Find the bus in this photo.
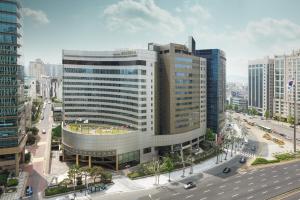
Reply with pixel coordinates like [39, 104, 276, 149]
[257, 124, 272, 133]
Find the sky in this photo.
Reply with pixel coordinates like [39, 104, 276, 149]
[22, 0, 300, 82]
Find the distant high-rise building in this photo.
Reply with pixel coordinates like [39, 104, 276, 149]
[28, 58, 44, 80]
[0, 0, 26, 175]
[248, 57, 274, 117]
[195, 49, 226, 133]
[273, 50, 300, 123]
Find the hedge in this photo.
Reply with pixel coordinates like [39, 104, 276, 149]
[7, 178, 18, 187]
[252, 158, 280, 165]
[45, 185, 85, 196]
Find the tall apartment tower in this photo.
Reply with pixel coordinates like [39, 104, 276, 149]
[195, 49, 226, 133]
[273, 50, 300, 123]
[148, 43, 207, 138]
[248, 57, 274, 117]
[0, 0, 26, 175]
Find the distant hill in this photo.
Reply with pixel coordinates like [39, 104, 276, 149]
[227, 75, 247, 84]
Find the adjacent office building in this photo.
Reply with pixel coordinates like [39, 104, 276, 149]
[273, 50, 300, 123]
[195, 49, 226, 133]
[230, 92, 248, 112]
[62, 42, 207, 169]
[0, 0, 26, 175]
[248, 57, 274, 116]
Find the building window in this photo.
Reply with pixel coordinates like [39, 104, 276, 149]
[143, 147, 151, 154]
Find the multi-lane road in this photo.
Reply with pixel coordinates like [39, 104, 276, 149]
[138, 160, 300, 200]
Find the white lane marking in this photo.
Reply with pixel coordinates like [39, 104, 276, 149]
[293, 164, 298, 167]
[283, 167, 288, 170]
[248, 183, 254, 186]
[247, 196, 254, 199]
[207, 183, 213, 187]
[273, 180, 279, 183]
[199, 197, 207, 200]
[248, 177, 253, 180]
[232, 194, 239, 198]
[284, 172, 288, 175]
[260, 173, 265, 176]
[172, 193, 180, 196]
[272, 170, 277, 173]
[248, 188, 254, 192]
[185, 195, 194, 199]
[260, 169, 265, 172]
[235, 180, 241, 184]
[273, 175, 278, 178]
[261, 178, 267, 182]
[274, 186, 281, 190]
[234, 187, 239, 190]
[288, 182, 293, 185]
[218, 192, 224, 195]
[296, 173, 300, 176]
[262, 191, 268, 194]
[219, 185, 226, 188]
[203, 190, 210, 193]
[296, 168, 300, 171]
[285, 177, 291, 180]
[262, 184, 268, 188]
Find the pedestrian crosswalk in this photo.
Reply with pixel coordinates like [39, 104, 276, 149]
[239, 151, 256, 158]
[225, 149, 257, 158]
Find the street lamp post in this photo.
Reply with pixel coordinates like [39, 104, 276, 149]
[294, 79, 297, 153]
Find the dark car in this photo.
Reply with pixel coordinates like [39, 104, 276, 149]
[223, 167, 231, 173]
[251, 145, 256, 151]
[239, 156, 246, 164]
[25, 186, 33, 196]
[184, 181, 196, 189]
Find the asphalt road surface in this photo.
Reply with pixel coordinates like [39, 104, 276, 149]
[138, 160, 300, 200]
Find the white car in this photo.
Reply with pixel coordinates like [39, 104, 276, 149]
[184, 182, 196, 189]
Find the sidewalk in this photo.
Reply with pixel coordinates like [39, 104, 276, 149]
[98, 152, 236, 195]
[0, 171, 29, 200]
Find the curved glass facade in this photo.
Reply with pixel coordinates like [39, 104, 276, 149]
[63, 50, 156, 132]
[0, 0, 23, 148]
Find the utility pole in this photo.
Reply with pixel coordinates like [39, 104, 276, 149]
[294, 76, 297, 153]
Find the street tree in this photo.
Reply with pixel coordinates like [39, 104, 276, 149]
[163, 157, 174, 182]
[68, 165, 80, 186]
[264, 110, 270, 119]
[90, 166, 103, 184]
[287, 115, 295, 125]
[206, 128, 215, 141]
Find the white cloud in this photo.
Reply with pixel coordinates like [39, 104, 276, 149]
[189, 4, 211, 20]
[191, 18, 300, 78]
[22, 8, 49, 24]
[102, 0, 184, 36]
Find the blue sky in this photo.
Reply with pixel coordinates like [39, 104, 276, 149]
[22, 0, 300, 81]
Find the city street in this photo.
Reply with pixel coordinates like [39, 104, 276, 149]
[234, 112, 300, 142]
[23, 101, 53, 200]
[137, 160, 300, 200]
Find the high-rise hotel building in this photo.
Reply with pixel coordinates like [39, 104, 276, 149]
[62, 42, 207, 169]
[273, 50, 300, 123]
[0, 0, 26, 175]
[248, 57, 274, 116]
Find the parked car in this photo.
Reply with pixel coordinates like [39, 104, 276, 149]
[239, 156, 246, 164]
[223, 167, 231, 173]
[42, 129, 46, 134]
[25, 186, 33, 196]
[251, 145, 256, 151]
[184, 181, 196, 189]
